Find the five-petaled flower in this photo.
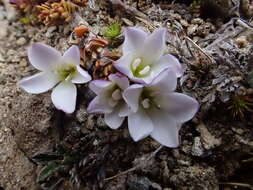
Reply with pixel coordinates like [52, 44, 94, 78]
[18, 42, 91, 113]
[123, 69, 199, 147]
[87, 74, 130, 129]
[114, 27, 183, 84]
[18, 27, 200, 148]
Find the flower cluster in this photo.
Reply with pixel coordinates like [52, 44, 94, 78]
[18, 27, 199, 147]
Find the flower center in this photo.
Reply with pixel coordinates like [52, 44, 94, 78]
[57, 64, 77, 81]
[112, 89, 122, 101]
[109, 88, 122, 107]
[142, 98, 150, 109]
[131, 58, 151, 78]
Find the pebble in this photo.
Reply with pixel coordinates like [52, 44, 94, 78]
[235, 36, 248, 48]
[191, 137, 204, 157]
[191, 18, 204, 25]
[187, 24, 198, 36]
[16, 37, 27, 46]
[19, 58, 27, 67]
[0, 20, 8, 39]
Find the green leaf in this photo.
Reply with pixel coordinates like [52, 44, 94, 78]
[37, 162, 61, 183]
[32, 152, 63, 164]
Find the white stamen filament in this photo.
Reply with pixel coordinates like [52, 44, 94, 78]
[109, 98, 117, 107]
[112, 89, 122, 101]
[142, 98, 150, 109]
[139, 65, 150, 75]
[132, 58, 142, 71]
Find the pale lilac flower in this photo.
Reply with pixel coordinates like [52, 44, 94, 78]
[114, 27, 183, 84]
[87, 74, 130, 129]
[123, 69, 199, 147]
[18, 42, 91, 113]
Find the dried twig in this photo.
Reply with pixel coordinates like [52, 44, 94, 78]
[220, 182, 253, 190]
[110, 0, 147, 18]
[104, 145, 163, 181]
[185, 36, 214, 64]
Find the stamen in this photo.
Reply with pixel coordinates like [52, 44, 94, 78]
[109, 98, 117, 107]
[132, 58, 142, 71]
[142, 98, 150, 109]
[139, 65, 150, 75]
[112, 89, 122, 101]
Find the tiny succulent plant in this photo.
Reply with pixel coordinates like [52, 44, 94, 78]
[104, 22, 122, 39]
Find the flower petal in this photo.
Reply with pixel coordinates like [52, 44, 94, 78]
[28, 42, 61, 71]
[157, 92, 199, 123]
[89, 80, 113, 95]
[87, 96, 113, 114]
[18, 72, 59, 94]
[62, 45, 80, 65]
[154, 54, 183, 78]
[105, 105, 125, 129]
[51, 81, 77, 113]
[123, 84, 143, 113]
[108, 74, 129, 90]
[141, 28, 167, 64]
[123, 27, 148, 55]
[71, 65, 91, 84]
[114, 53, 134, 79]
[149, 109, 180, 147]
[147, 69, 177, 93]
[118, 103, 131, 117]
[128, 108, 154, 141]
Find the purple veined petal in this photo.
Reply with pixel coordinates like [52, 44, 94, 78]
[114, 53, 134, 79]
[87, 96, 113, 114]
[149, 109, 180, 148]
[154, 54, 184, 78]
[123, 84, 143, 113]
[28, 42, 62, 71]
[141, 28, 167, 64]
[89, 80, 113, 95]
[71, 65, 91, 84]
[128, 108, 154, 141]
[62, 45, 80, 65]
[146, 69, 177, 93]
[157, 92, 199, 123]
[123, 27, 148, 55]
[108, 74, 129, 90]
[51, 81, 77, 114]
[18, 72, 59, 94]
[104, 105, 125, 129]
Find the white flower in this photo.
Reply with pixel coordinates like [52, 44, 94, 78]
[123, 69, 199, 147]
[87, 74, 130, 129]
[114, 27, 183, 84]
[18, 42, 91, 113]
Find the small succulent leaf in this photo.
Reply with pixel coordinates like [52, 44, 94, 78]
[37, 161, 61, 183]
[32, 152, 63, 164]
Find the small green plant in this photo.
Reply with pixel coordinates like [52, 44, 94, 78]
[104, 22, 122, 39]
[228, 95, 253, 119]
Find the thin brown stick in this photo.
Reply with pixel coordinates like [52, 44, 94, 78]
[184, 36, 214, 63]
[220, 182, 253, 190]
[104, 145, 163, 181]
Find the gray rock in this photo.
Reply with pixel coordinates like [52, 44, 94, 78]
[191, 137, 204, 157]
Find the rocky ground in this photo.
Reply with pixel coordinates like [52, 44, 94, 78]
[0, 0, 253, 190]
